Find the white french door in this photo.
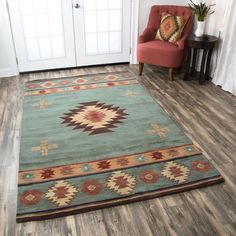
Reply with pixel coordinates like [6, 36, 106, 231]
[8, 0, 131, 72]
[8, 0, 76, 72]
[73, 0, 131, 66]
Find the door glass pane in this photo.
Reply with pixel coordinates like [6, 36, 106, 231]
[48, 0, 62, 13]
[49, 14, 63, 35]
[97, 10, 109, 32]
[110, 32, 121, 52]
[84, 0, 96, 11]
[86, 33, 98, 54]
[83, 0, 122, 55]
[84, 12, 97, 33]
[38, 37, 52, 59]
[19, 0, 65, 61]
[20, 0, 34, 14]
[51, 36, 65, 57]
[98, 33, 109, 53]
[109, 10, 121, 31]
[97, 0, 108, 10]
[36, 15, 50, 37]
[34, 0, 47, 14]
[26, 38, 40, 60]
[109, 0, 121, 9]
[22, 16, 37, 37]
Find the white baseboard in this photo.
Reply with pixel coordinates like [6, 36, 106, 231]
[0, 67, 18, 78]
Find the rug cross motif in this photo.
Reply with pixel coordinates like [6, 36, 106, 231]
[31, 99, 52, 110]
[122, 90, 139, 97]
[146, 123, 169, 138]
[31, 139, 58, 157]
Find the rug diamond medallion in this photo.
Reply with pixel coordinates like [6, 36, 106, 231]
[45, 180, 78, 207]
[106, 171, 136, 195]
[161, 161, 190, 184]
[61, 101, 128, 135]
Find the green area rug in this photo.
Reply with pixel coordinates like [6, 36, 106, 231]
[17, 71, 223, 222]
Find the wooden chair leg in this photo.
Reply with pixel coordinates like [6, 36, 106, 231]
[138, 63, 144, 76]
[168, 68, 174, 81]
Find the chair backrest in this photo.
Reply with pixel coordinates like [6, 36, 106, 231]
[147, 5, 193, 38]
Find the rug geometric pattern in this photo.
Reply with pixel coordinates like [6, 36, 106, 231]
[17, 71, 224, 222]
[61, 101, 128, 135]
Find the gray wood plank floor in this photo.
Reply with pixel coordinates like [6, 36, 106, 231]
[0, 64, 235, 236]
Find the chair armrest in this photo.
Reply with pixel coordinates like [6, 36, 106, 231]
[176, 35, 189, 49]
[176, 15, 193, 49]
[138, 28, 157, 44]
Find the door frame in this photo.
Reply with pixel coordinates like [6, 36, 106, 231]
[0, 0, 18, 77]
[130, 0, 139, 65]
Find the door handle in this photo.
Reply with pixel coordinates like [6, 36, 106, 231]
[74, 3, 80, 8]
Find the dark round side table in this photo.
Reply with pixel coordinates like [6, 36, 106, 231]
[184, 34, 219, 84]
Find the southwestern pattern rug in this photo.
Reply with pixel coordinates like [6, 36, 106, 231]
[17, 71, 224, 222]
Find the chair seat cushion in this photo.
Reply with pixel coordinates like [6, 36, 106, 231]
[140, 40, 181, 51]
[137, 40, 184, 68]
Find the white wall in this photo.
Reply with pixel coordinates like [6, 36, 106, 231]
[0, 0, 18, 78]
[138, 0, 190, 33]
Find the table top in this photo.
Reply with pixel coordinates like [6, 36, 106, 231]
[188, 34, 219, 43]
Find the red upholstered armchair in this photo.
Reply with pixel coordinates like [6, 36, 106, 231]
[137, 5, 193, 80]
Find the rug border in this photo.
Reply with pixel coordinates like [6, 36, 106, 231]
[25, 70, 133, 87]
[16, 175, 224, 223]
